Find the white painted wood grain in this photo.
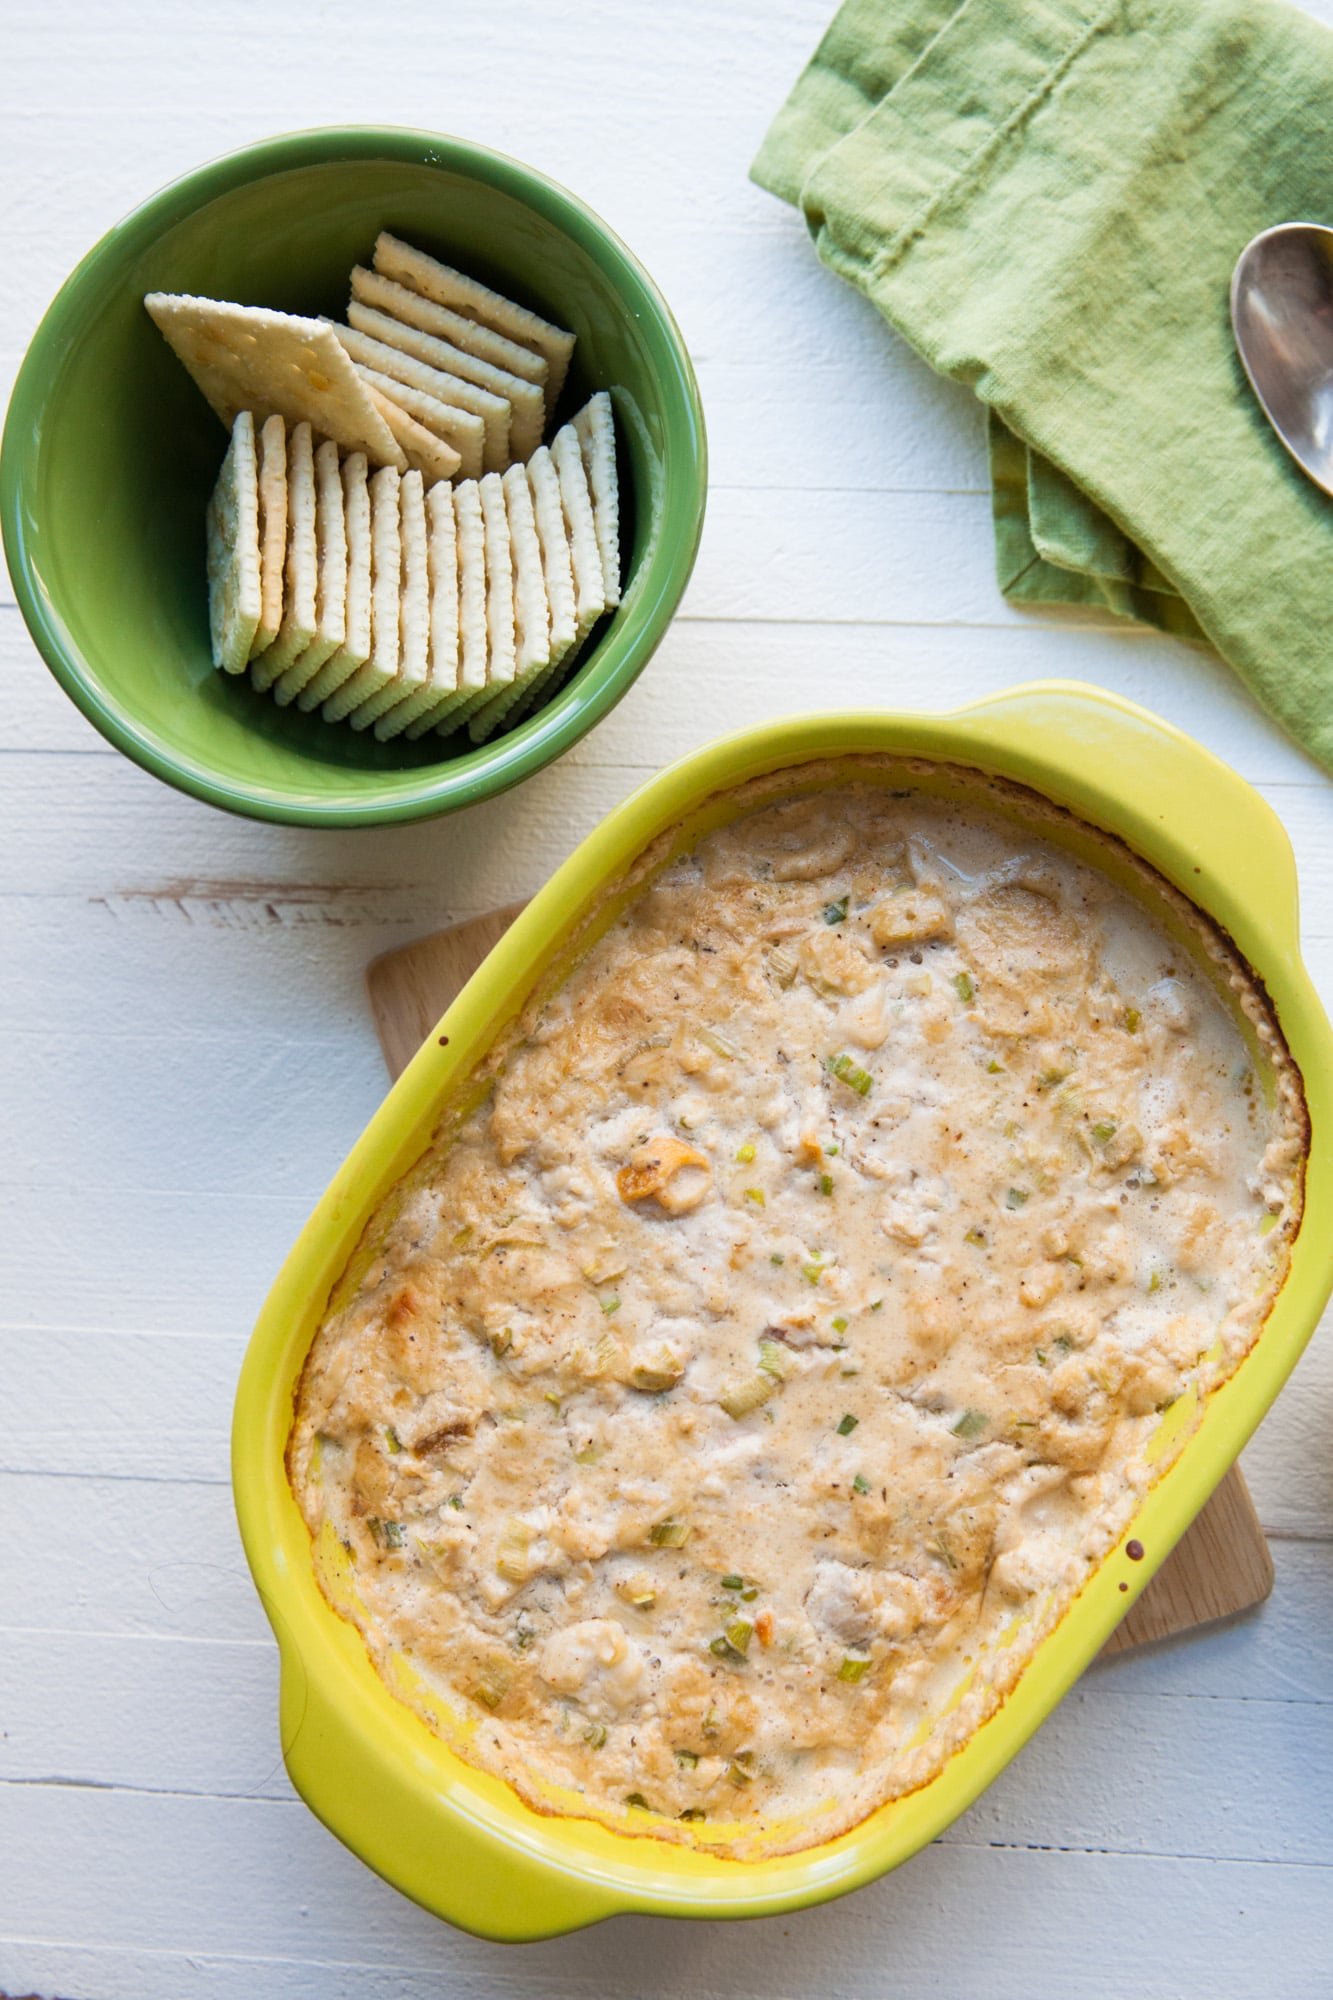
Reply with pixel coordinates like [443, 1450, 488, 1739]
[2, 1795, 1330, 2000]
[0, 1472, 262, 1642]
[4, 0, 1333, 1993]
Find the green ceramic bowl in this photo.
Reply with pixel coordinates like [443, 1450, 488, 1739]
[1, 128, 706, 825]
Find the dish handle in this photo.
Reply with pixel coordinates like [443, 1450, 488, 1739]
[271, 1624, 623, 1941]
[949, 680, 1303, 955]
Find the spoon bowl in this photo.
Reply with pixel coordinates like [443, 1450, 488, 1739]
[1232, 221, 1333, 496]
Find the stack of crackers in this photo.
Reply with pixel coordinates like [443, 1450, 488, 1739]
[146, 237, 621, 744]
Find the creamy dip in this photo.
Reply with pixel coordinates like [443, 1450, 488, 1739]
[289, 766, 1306, 1857]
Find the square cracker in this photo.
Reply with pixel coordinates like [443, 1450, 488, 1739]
[502, 460, 550, 677]
[144, 293, 405, 468]
[205, 410, 261, 674]
[351, 268, 544, 461]
[250, 414, 288, 659]
[528, 444, 578, 657]
[572, 391, 621, 609]
[358, 365, 478, 477]
[363, 380, 460, 486]
[506, 630, 581, 731]
[296, 453, 373, 711]
[405, 479, 488, 738]
[436, 481, 498, 735]
[273, 440, 347, 706]
[374, 231, 575, 411]
[337, 333, 484, 478]
[342, 309, 507, 471]
[551, 422, 607, 639]
[350, 470, 432, 729]
[478, 470, 516, 697]
[323, 465, 403, 721]
[253, 420, 317, 688]
[468, 461, 551, 743]
[378, 480, 459, 740]
[504, 430, 606, 729]
[473, 443, 578, 736]
[371, 236, 547, 391]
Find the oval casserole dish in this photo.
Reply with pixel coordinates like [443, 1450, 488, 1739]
[233, 682, 1333, 1939]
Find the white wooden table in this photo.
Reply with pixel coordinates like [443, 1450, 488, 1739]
[4, 4, 1331, 1994]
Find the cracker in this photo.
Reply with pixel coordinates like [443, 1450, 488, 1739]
[528, 444, 578, 658]
[350, 268, 545, 461]
[342, 308, 508, 471]
[504, 623, 582, 728]
[471, 443, 579, 736]
[350, 470, 432, 729]
[252, 421, 317, 687]
[250, 414, 288, 659]
[272, 440, 348, 706]
[363, 380, 460, 486]
[204, 410, 261, 674]
[405, 480, 488, 738]
[463, 687, 511, 743]
[552, 422, 607, 639]
[296, 453, 372, 711]
[144, 292, 405, 468]
[333, 332, 485, 478]
[502, 460, 550, 677]
[376, 480, 460, 740]
[371, 235, 548, 392]
[503, 431, 606, 729]
[323, 465, 402, 721]
[505, 623, 587, 730]
[374, 230, 575, 410]
[572, 391, 621, 609]
[478, 471, 517, 698]
[468, 462, 551, 743]
[451, 481, 490, 702]
[357, 366, 479, 478]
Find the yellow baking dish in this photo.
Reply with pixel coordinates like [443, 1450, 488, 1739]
[232, 681, 1333, 1938]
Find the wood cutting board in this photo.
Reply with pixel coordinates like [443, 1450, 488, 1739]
[367, 907, 1274, 1659]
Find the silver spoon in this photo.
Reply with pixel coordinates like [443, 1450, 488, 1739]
[1232, 222, 1333, 496]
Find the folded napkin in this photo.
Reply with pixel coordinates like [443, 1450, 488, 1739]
[753, 0, 1333, 772]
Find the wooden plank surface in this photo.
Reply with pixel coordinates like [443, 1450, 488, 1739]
[366, 903, 527, 1080]
[367, 908, 1276, 1661]
[4, 1, 1332, 1994]
[1099, 1468, 1274, 1655]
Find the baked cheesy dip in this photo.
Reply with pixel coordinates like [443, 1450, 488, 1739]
[290, 763, 1306, 1857]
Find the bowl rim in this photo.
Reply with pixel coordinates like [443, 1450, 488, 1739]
[0, 124, 707, 826]
[232, 682, 1333, 1938]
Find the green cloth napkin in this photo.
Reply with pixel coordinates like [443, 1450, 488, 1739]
[753, 0, 1333, 772]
